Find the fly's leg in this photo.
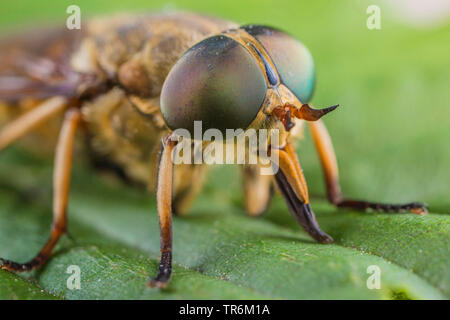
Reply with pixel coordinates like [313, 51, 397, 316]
[271, 143, 333, 244]
[308, 120, 428, 214]
[148, 133, 177, 288]
[242, 164, 274, 216]
[172, 163, 206, 216]
[0, 108, 81, 271]
[0, 96, 67, 150]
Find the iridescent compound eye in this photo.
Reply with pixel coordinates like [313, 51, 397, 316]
[243, 25, 316, 103]
[160, 35, 267, 135]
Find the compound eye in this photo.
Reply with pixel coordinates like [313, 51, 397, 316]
[244, 25, 315, 103]
[161, 35, 267, 135]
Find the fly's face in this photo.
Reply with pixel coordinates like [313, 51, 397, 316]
[160, 25, 337, 143]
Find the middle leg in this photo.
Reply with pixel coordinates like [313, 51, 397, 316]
[0, 108, 81, 271]
[308, 119, 427, 214]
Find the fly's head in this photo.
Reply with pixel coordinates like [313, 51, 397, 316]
[159, 25, 338, 149]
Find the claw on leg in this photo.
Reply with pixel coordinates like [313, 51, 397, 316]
[148, 251, 172, 289]
[336, 200, 428, 215]
[0, 256, 44, 272]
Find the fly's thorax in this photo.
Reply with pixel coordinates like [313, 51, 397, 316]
[81, 88, 166, 186]
[72, 13, 237, 100]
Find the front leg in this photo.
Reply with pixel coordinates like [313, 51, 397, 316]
[242, 164, 274, 216]
[148, 133, 177, 288]
[308, 120, 427, 214]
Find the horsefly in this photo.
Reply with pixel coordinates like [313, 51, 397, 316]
[0, 12, 427, 288]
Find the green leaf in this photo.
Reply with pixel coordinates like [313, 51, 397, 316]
[0, 270, 57, 300]
[0, 156, 448, 299]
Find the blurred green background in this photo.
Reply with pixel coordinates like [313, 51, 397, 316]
[0, 0, 449, 300]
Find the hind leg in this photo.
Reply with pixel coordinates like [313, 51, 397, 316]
[308, 120, 427, 214]
[0, 96, 67, 150]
